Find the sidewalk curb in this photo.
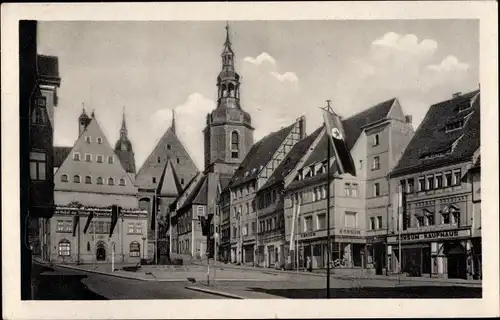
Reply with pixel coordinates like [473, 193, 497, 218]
[185, 286, 245, 299]
[196, 262, 482, 287]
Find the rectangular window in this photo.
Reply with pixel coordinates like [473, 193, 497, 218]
[197, 206, 204, 217]
[321, 185, 327, 199]
[85, 154, 92, 162]
[344, 183, 351, 197]
[351, 183, 358, 197]
[85, 136, 91, 143]
[426, 215, 434, 226]
[128, 223, 134, 233]
[251, 200, 255, 212]
[416, 216, 425, 227]
[73, 153, 80, 161]
[426, 176, 434, 190]
[418, 177, 425, 191]
[373, 183, 380, 197]
[30, 151, 47, 180]
[312, 188, 317, 202]
[108, 156, 114, 164]
[444, 172, 452, 187]
[316, 213, 326, 230]
[373, 134, 380, 146]
[442, 212, 450, 224]
[370, 217, 375, 230]
[304, 216, 313, 232]
[344, 212, 357, 228]
[97, 137, 103, 144]
[453, 169, 462, 186]
[136, 223, 142, 234]
[407, 179, 414, 193]
[251, 222, 255, 234]
[56, 220, 72, 233]
[246, 203, 249, 215]
[372, 156, 380, 170]
[435, 174, 443, 188]
[96, 155, 103, 163]
[377, 216, 383, 230]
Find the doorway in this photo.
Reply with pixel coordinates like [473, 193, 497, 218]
[447, 243, 467, 279]
[96, 241, 106, 261]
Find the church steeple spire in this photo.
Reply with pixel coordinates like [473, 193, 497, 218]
[217, 22, 240, 109]
[120, 106, 128, 138]
[171, 109, 176, 134]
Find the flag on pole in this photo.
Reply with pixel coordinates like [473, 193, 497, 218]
[72, 212, 79, 237]
[322, 107, 356, 176]
[83, 211, 94, 234]
[109, 205, 120, 238]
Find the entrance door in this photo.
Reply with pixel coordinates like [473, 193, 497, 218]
[374, 243, 384, 275]
[96, 242, 106, 261]
[447, 244, 467, 279]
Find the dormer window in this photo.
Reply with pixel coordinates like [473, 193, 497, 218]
[456, 100, 472, 113]
[119, 178, 126, 186]
[97, 137, 103, 144]
[85, 136, 91, 143]
[445, 119, 465, 132]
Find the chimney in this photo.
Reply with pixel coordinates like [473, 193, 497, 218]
[297, 115, 306, 139]
[405, 115, 412, 124]
[452, 92, 462, 98]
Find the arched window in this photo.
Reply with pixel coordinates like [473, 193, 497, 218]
[85, 175, 92, 184]
[73, 175, 81, 183]
[222, 84, 228, 97]
[231, 131, 239, 159]
[61, 174, 68, 182]
[58, 239, 71, 256]
[97, 177, 103, 185]
[130, 241, 140, 257]
[119, 178, 126, 186]
[108, 177, 115, 185]
[228, 83, 235, 98]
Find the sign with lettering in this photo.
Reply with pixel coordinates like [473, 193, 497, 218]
[297, 228, 364, 240]
[388, 229, 470, 243]
[338, 229, 361, 235]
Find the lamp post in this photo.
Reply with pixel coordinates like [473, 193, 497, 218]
[142, 236, 146, 261]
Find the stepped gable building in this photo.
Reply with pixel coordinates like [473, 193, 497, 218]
[135, 110, 199, 258]
[388, 89, 481, 280]
[48, 110, 147, 264]
[114, 108, 136, 182]
[225, 117, 307, 264]
[255, 125, 324, 268]
[284, 98, 414, 273]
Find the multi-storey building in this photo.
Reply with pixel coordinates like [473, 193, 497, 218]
[256, 126, 323, 268]
[227, 117, 306, 264]
[388, 90, 481, 280]
[284, 98, 414, 274]
[47, 111, 147, 264]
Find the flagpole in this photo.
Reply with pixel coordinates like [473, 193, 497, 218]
[93, 211, 96, 269]
[155, 192, 158, 266]
[77, 209, 81, 265]
[398, 185, 402, 284]
[326, 123, 331, 299]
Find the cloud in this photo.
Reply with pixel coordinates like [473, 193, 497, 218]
[270, 71, 299, 83]
[426, 55, 470, 73]
[150, 93, 215, 169]
[243, 52, 276, 66]
[372, 32, 438, 58]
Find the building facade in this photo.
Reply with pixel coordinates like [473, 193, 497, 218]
[135, 112, 199, 259]
[44, 111, 148, 264]
[284, 98, 414, 274]
[388, 90, 481, 280]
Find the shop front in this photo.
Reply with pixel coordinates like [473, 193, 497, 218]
[365, 235, 387, 275]
[296, 228, 366, 271]
[387, 228, 476, 279]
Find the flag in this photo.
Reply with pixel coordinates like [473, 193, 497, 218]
[83, 211, 94, 234]
[109, 205, 120, 238]
[72, 212, 79, 237]
[322, 108, 356, 176]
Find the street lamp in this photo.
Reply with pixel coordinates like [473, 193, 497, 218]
[141, 236, 146, 261]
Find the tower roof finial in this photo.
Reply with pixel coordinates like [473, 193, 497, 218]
[120, 106, 128, 136]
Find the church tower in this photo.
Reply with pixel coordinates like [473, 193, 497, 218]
[203, 23, 254, 174]
[115, 107, 136, 179]
[78, 106, 91, 137]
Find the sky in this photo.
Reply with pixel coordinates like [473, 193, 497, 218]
[38, 20, 479, 171]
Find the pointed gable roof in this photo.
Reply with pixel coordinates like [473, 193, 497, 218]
[391, 90, 480, 176]
[53, 115, 137, 195]
[228, 123, 296, 188]
[302, 98, 395, 168]
[53, 146, 72, 168]
[261, 126, 323, 190]
[178, 175, 208, 212]
[157, 159, 183, 197]
[135, 125, 199, 190]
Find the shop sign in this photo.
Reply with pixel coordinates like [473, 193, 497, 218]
[338, 228, 361, 236]
[388, 229, 470, 243]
